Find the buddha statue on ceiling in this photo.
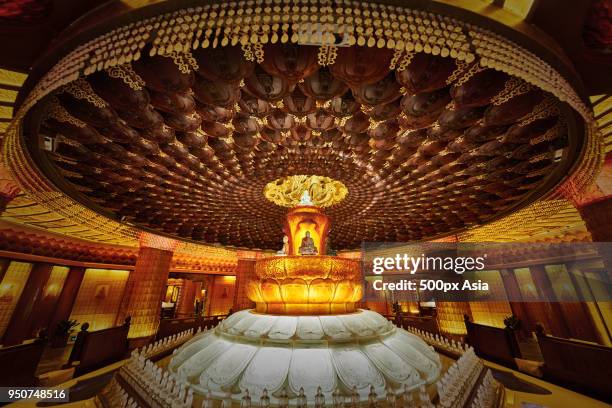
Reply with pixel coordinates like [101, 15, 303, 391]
[298, 231, 318, 255]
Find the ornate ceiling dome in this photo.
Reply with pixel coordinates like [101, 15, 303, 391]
[4, 0, 601, 250]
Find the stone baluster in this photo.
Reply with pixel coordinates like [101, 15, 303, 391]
[260, 388, 271, 408]
[315, 386, 326, 408]
[241, 389, 252, 408]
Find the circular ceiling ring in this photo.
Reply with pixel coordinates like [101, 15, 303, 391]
[2, 0, 604, 250]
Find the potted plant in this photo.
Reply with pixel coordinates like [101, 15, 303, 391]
[52, 319, 79, 348]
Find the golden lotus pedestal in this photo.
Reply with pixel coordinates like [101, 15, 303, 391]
[168, 254, 442, 403]
[247, 255, 362, 315]
[168, 205, 441, 403]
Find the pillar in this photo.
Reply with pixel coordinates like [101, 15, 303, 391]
[176, 279, 196, 317]
[2, 263, 53, 345]
[578, 198, 612, 280]
[193, 281, 203, 315]
[529, 265, 571, 338]
[233, 251, 258, 312]
[48, 266, 85, 337]
[117, 233, 176, 341]
[500, 269, 533, 335]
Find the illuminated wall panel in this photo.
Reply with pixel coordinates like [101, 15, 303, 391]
[208, 275, 236, 316]
[69, 268, 129, 331]
[0, 261, 32, 339]
[29, 265, 69, 336]
[512, 267, 553, 333]
[436, 301, 471, 335]
[469, 270, 513, 328]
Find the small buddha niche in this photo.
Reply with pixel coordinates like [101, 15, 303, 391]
[299, 231, 317, 255]
[283, 191, 330, 256]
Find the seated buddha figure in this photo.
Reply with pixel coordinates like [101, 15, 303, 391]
[276, 235, 289, 255]
[298, 231, 318, 255]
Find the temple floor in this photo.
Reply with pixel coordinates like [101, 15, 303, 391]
[5, 352, 609, 408]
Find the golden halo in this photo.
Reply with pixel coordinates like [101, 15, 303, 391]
[264, 175, 348, 208]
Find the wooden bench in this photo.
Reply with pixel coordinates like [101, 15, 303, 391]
[396, 314, 440, 334]
[0, 336, 46, 386]
[66, 317, 130, 377]
[464, 315, 521, 369]
[536, 324, 612, 402]
[155, 315, 224, 340]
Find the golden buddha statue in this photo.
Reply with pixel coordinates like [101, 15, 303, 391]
[298, 231, 318, 255]
[276, 235, 289, 255]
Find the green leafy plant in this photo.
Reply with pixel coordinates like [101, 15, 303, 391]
[56, 319, 79, 335]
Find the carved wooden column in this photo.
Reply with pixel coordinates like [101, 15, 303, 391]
[499, 269, 533, 335]
[117, 233, 176, 342]
[529, 265, 571, 338]
[48, 266, 86, 337]
[578, 197, 612, 280]
[566, 158, 612, 278]
[2, 263, 53, 346]
[176, 279, 196, 317]
[233, 251, 258, 312]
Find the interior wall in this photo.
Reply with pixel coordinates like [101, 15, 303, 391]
[0, 261, 32, 339]
[207, 275, 236, 316]
[69, 268, 129, 331]
[29, 265, 69, 336]
[469, 270, 513, 328]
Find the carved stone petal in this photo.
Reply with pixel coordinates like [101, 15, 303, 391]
[319, 315, 351, 339]
[362, 341, 421, 384]
[244, 314, 277, 338]
[200, 343, 258, 390]
[383, 333, 439, 383]
[338, 313, 374, 336]
[360, 310, 393, 333]
[296, 316, 324, 339]
[220, 309, 249, 330]
[288, 348, 336, 397]
[228, 311, 259, 335]
[331, 347, 385, 393]
[268, 315, 298, 339]
[169, 330, 215, 370]
[396, 331, 441, 368]
[240, 347, 292, 397]
[178, 338, 231, 381]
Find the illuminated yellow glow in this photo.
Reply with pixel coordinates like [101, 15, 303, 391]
[0, 106, 13, 119]
[264, 175, 348, 208]
[251, 255, 362, 314]
[0, 68, 27, 87]
[284, 206, 330, 256]
[503, 0, 536, 20]
[0, 88, 17, 103]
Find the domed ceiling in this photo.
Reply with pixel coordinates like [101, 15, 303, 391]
[9, 1, 594, 250]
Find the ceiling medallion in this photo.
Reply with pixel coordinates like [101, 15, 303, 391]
[264, 175, 348, 208]
[4, 0, 601, 250]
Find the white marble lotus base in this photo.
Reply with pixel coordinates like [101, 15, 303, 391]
[168, 309, 441, 403]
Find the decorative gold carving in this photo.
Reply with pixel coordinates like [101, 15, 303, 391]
[264, 175, 348, 208]
[518, 97, 560, 127]
[106, 64, 145, 90]
[46, 99, 86, 128]
[491, 77, 533, 106]
[62, 78, 107, 108]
